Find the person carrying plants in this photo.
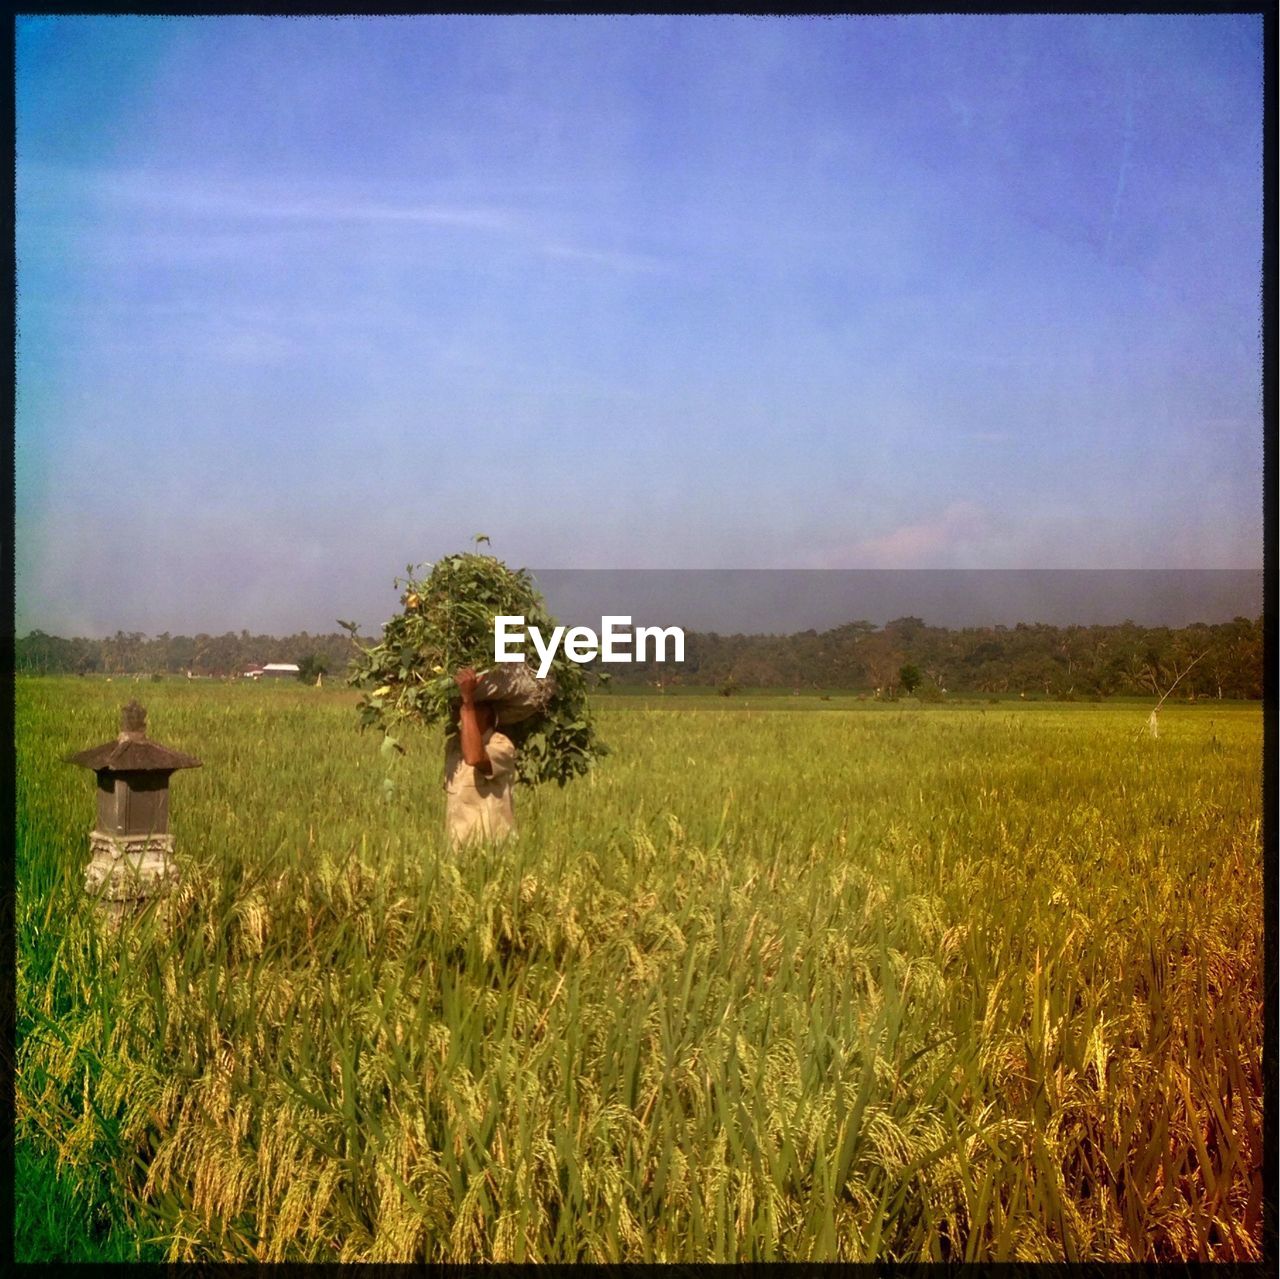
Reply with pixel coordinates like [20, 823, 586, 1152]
[345, 553, 604, 841]
[443, 666, 518, 846]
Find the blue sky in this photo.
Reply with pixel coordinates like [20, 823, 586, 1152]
[16, 14, 1263, 635]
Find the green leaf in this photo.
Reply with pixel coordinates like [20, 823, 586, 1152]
[345, 550, 605, 788]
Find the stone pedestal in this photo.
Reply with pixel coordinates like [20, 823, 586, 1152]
[85, 830, 180, 920]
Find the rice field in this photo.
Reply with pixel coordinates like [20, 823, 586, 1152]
[15, 677, 1265, 1261]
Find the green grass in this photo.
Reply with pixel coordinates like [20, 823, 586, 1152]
[15, 677, 1263, 1261]
[14, 1140, 167, 1261]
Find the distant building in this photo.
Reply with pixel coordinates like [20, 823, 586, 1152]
[245, 663, 299, 680]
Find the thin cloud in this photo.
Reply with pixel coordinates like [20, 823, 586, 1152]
[82, 168, 521, 231]
[537, 240, 668, 274]
[25, 165, 666, 274]
[814, 502, 992, 568]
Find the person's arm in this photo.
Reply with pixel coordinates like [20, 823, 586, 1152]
[454, 668, 492, 775]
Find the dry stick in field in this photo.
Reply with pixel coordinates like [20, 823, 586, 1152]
[530, 973, 567, 1041]
[1138, 651, 1208, 739]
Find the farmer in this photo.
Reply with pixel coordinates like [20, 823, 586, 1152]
[444, 667, 518, 846]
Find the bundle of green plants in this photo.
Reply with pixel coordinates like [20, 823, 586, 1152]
[340, 551, 605, 786]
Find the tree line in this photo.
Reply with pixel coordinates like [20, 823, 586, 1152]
[14, 614, 1264, 699]
[641, 615, 1264, 699]
[13, 629, 361, 681]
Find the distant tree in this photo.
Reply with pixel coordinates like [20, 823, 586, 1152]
[861, 634, 905, 694]
[296, 653, 329, 684]
[899, 663, 922, 696]
[886, 616, 927, 642]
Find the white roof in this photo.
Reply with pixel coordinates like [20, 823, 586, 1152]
[262, 663, 300, 672]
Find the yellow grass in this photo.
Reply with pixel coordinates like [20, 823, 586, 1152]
[16, 678, 1264, 1261]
